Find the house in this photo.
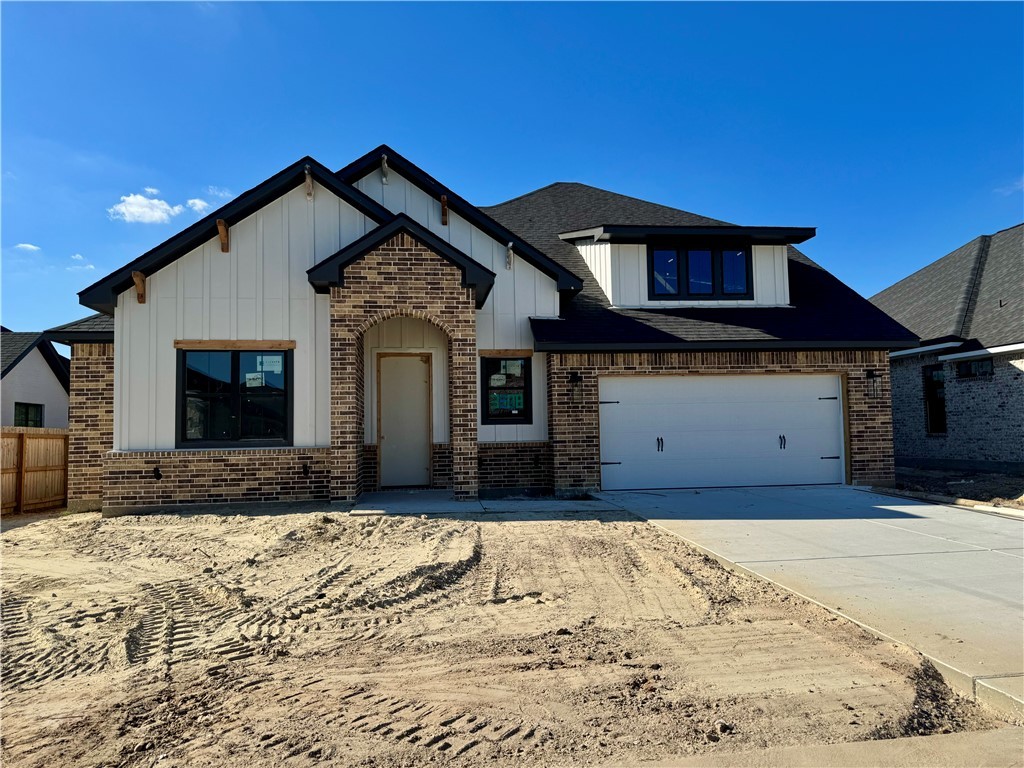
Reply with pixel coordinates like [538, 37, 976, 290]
[1, 327, 70, 428]
[56, 145, 916, 513]
[870, 224, 1024, 473]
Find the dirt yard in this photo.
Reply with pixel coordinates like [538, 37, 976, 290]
[1, 507, 1004, 767]
[895, 468, 1024, 510]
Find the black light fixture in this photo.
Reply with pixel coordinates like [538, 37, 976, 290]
[302, 462, 311, 478]
[568, 371, 583, 405]
[152, 466, 162, 480]
[866, 369, 881, 399]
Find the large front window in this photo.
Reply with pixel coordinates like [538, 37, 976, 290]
[648, 246, 753, 300]
[178, 350, 290, 446]
[481, 356, 532, 425]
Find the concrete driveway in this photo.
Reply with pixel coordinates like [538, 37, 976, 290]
[601, 485, 1024, 718]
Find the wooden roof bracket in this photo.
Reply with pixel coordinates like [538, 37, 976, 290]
[131, 271, 146, 304]
[440, 194, 449, 226]
[216, 219, 229, 253]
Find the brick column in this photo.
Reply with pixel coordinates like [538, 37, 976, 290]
[329, 289, 364, 501]
[67, 342, 114, 512]
[449, 333, 478, 499]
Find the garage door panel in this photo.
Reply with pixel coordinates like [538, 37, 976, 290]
[599, 375, 843, 490]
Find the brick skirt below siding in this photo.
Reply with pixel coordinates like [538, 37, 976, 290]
[104, 448, 331, 509]
[479, 442, 553, 493]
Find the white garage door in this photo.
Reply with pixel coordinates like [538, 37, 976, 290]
[599, 375, 844, 490]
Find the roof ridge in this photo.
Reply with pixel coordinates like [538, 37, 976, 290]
[479, 181, 571, 209]
[957, 234, 992, 339]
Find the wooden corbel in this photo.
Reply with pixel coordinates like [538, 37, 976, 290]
[216, 219, 229, 253]
[132, 271, 146, 304]
[440, 194, 449, 226]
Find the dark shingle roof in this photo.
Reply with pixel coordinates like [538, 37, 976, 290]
[870, 223, 1023, 348]
[44, 313, 115, 344]
[484, 183, 917, 349]
[1, 327, 71, 391]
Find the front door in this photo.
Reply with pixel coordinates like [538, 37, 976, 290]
[378, 354, 431, 487]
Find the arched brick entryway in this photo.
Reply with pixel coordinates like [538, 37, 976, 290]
[328, 233, 478, 501]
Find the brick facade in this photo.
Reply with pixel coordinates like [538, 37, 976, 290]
[67, 343, 114, 513]
[548, 349, 895, 493]
[329, 232, 478, 501]
[478, 442, 553, 494]
[891, 352, 1024, 472]
[103, 448, 330, 510]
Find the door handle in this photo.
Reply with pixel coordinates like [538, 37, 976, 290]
[656, 437, 664, 452]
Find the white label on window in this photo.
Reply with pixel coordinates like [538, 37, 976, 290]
[257, 355, 282, 374]
[504, 361, 523, 376]
[489, 374, 507, 387]
[245, 372, 265, 388]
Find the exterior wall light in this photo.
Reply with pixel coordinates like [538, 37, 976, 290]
[866, 369, 881, 399]
[152, 466, 162, 480]
[568, 371, 583, 405]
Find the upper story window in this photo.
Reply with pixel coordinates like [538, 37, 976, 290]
[177, 350, 291, 447]
[956, 359, 993, 379]
[648, 245, 753, 300]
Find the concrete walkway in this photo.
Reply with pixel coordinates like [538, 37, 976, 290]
[347, 490, 623, 516]
[600, 485, 1024, 718]
[633, 726, 1023, 767]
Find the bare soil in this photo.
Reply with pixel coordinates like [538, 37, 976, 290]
[0, 508, 1003, 767]
[895, 468, 1024, 510]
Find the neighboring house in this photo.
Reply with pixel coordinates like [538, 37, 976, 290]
[871, 224, 1024, 473]
[1, 327, 70, 429]
[55, 145, 916, 512]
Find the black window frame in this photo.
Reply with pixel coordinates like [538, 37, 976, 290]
[923, 363, 947, 435]
[646, 244, 754, 300]
[13, 402, 44, 428]
[956, 359, 994, 379]
[480, 356, 533, 425]
[175, 349, 293, 448]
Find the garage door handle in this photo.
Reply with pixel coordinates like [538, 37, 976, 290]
[779, 434, 787, 450]
[656, 437, 664, 452]
[820, 456, 840, 460]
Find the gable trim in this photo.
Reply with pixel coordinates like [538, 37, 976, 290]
[1, 337, 71, 393]
[78, 157, 392, 315]
[307, 213, 496, 309]
[336, 145, 584, 294]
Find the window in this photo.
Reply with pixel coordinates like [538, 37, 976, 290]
[481, 357, 532, 425]
[956, 359, 993, 379]
[14, 403, 43, 428]
[178, 350, 291, 446]
[923, 364, 946, 434]
[648, 246, 753, 300]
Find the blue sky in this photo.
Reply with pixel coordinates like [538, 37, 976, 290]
[2, 2, 1021, 332]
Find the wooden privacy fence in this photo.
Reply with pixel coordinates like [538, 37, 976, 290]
[1, 427, 68, 514]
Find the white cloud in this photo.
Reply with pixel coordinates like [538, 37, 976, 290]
[995, 177, 1024, 196]
[108, 193, 184, 224]
[14, 243, 41, 252]
[71, 253, 85, 260]
[187, 198, 211, 215]
[207, 185, 234, 199]
[144, 186, 160, 195]
[66, 264, 96, 272]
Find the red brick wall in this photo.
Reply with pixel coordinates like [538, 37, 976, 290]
[329, 232, 478, 501]
[67, 343, 114, 512]
[548, 350, 894, 494]
[103, 448, 330, 509]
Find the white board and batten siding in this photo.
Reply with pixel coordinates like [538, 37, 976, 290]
[114, 183, 372, 450]
[0, 348, 70, 428]
[356, 168, 553, 442]
[602, 244, 790, 308]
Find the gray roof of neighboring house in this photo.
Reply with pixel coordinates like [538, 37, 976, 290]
[870, 223, 1023, 348]
[483, 183, 918, 350]
[1, 327, 71, 391]
[44, 313, 115, 344]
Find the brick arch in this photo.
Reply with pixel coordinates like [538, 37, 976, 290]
[328, 232, 478, 501]
[352, 308, 457, 340]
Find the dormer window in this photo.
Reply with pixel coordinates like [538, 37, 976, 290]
[647, 245, 753, 300]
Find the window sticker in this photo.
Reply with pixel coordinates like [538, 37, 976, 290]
[245, 372, 265, 388]
[504, 360, 523, 377]
[257, 355, 283, 374]
[489, 374, 507, 387]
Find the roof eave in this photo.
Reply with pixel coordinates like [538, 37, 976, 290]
[531, 338, 918, 352]
[558, 225, 816, 245]
[337, 144, 584, 294]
